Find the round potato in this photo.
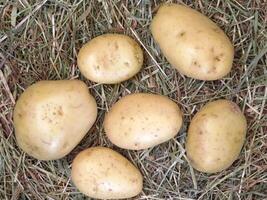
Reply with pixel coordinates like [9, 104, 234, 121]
[104, 93, 183, 150]
[71, 147, 143, 199]
[13, 80, 97, 160]
[151, 4, 234, 80]
[77, 33, 143, 84]
[186, 100, 247, 173]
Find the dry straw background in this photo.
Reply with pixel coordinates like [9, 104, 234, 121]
[0, 0, 267, 199]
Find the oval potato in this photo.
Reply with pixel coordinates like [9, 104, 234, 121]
[71, 147, 143, 199]
[14, 80, 97, 160]
[186, 100, 247, 173]
[77, 33, 143, 84]
[104, 93, 183, 150]
[151, 4, 234, 80]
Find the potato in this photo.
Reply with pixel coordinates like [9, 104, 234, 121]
[71, 147, 143, 199]
[77, 33, 143, 84]
[151, 4, 234, 80]
[13, 80, 97, 160]
[104, 93, 183, 150]
[185, 100, 247, 173]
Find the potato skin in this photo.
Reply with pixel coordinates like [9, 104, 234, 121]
[104, 93, 183, 150]
[77, 33, 143, 84]
[13, 80, 97, 160]
[71, 147, 143, 199]
[151, 4, 234, 80]
[185, 100, 247, 173]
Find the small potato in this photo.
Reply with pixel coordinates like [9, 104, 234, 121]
[77, 33, 143, 84]
[104, 93, 183, 150]
[13, 80, 97, 160]
[71, 147, 143, 199]
[186, 100, 247, 173]
[151, 4, 234, 80]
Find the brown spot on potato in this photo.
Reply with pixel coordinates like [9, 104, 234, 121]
[199, 131, 203, 135]
[176, 31, 186, 38]
[179, 31, 186, 37]
[131, 178, 138, 183]
[94, 65, 100, 71]
[121, 116, 125, 120]
[124, 132, 128, 136]
[31, 145, 39, 152]
[108, 188, 113, 192]
[145, 117, 149, 121]
[18, 113, 23, 118]
[63, 142, 69, 149]
[229, 102, 241, 114]
[41, 139, 51, 145]
[154, 134, 158, 137]
[124, 62, 130, 67]
[109, 58, 114, 64]
[192, 60, 201, 68]
[104, 168, 110, 176]
[208, 66, 217, 73]
[211, 113, 218, 118]
[134, 142, 139, 147]
[63, 142, 68, 149]
[210, 47, 215, 53]
[130, 117, 134, 121]
[114, 42, 119, 50]
[215, 56, 221, 62]
[57, 106, 63, 116]
[135, 54, 142, 64]
[86, 151, 92, 157]
[212, 27, 220, 33]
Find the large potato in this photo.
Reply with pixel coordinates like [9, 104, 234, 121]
[77, 33, 143, 84]
[151, 4, 234, 80]
[104, 93, 183, 150]
[186, 100, 247, 173]
[13, 80, 97, 160]
[71, 147, 143, 199]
